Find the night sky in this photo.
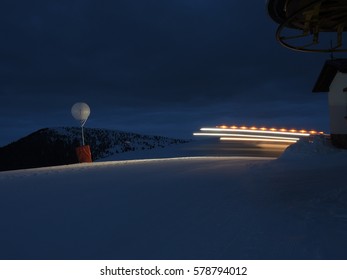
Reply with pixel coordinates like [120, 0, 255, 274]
[0, 0, 334, 146]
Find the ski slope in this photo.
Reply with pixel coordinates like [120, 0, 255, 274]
[0, 136, 347, 260]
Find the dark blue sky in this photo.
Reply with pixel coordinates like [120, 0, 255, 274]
[0, 0, 333, 146]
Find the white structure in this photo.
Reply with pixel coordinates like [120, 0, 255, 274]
[313, 59, 347, 148]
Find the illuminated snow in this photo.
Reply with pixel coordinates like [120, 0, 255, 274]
[0, 136, 346, 259]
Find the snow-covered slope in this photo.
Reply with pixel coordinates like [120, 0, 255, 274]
[0, 127, 190, 171]
[0, 136, 347, 260]
[50, 127, 190, 160]
[279, 135, 347, 160]
[100, 138, 286, 161]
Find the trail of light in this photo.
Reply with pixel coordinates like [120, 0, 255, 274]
[200, 127, 310, 136]
[217, 125, 323, 134]
[220, 137, 298, 143]
[193, 132, 299, 141]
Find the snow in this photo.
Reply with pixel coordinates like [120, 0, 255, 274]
[279, 135, 347, 160]
[47, 127, 191, 160]
[0, 136, 347, 260]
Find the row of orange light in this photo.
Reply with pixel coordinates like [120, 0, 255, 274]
[216, 125, 324, 135]
[193, 125, 325, 144]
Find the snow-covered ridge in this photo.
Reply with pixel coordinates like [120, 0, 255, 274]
[49, 127, 190, 159]
[0, 127, 190, 171]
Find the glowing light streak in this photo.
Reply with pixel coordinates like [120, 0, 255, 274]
[193, 132, 299, 141]
[201, 127, 310, 136]
[194, 133, 243, 137]
[220, 137, 298, 143]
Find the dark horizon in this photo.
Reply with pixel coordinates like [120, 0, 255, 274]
[0, 0, 334, 146]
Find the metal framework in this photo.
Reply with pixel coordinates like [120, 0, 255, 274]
[267, 0, 347, 53]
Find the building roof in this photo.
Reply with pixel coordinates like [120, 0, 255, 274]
[312, 59, 347, 92]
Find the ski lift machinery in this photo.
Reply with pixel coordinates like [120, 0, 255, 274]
[267, 0, 347, 53]
[267, 0, 347, 148]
